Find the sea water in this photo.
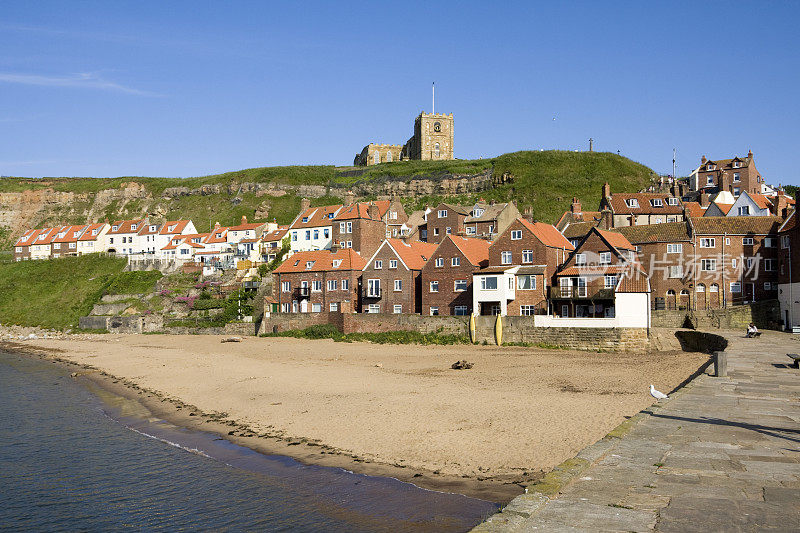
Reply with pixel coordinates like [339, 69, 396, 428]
[0, 351, 498, 532]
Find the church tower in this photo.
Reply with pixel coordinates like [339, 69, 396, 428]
[402, 112, 454, 161]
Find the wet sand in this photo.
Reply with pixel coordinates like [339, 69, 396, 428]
[3, 334, 708, 503]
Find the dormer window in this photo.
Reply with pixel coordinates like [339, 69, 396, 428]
[332, 259, 342, 268]
[150, 225, 157, 232]
[473, 208, 484, 217]
[733, 161, 740, 168]
[92, 229, 98, 236]
[625, 199, 640, 208]
[305, 261, 315, 269]
[216, 233, 222, 238]
[302, 217, 309, 223]
[131, 224, 138, 231]
[327, 213, 334, 219]
[667, 197, 679, 206]
[651, 199, 663, 207]
[707, 164, 715, 171]
[112, 225, 119, 231]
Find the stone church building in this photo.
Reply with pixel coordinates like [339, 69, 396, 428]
[354, 111, 454, 166]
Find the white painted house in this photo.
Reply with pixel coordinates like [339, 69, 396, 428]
[289, 203, 341, 252]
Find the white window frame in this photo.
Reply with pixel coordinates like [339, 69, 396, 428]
[454, 279, 468, 292]
[393, 305, 402, 314]
[394, 279, 402, 291]
[501, 251, 512, 265]
[480, 276, 498, 290]
[438, 209, 447, 218]
[429, 281, 439, 293]
[699, 238, 715, 248]
[701, 258, 717, 271]
[435, 257, 444, 267]
[522, 250, 533, 263]
[517, 274, 536, 290]
[451, 257, 460, 266]
[511, 230, 522, 240]
[389, 259, 398, 269]
[575, 253, 587, 266]
[374, 260, 382, 269]
[666, 243, 682, 254]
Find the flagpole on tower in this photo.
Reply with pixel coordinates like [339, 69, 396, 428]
[432, 82, 435, 114]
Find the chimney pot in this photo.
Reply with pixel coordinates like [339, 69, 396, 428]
[601, 182, 611, 200]
[599, 208, 613, 230]
[571, 197, 582, 215]
[701, 155, 707, 165]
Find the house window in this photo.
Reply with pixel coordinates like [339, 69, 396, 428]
[367, 279, 381, 297]
[733, 173, 740, 181]
[764, 282, 775, 291]
[454, 279, 468, 292]
[346, 222, 352, 233]
[327, 280, 337, 291]
[282, 302, 291, 313]
[433, 228, 440, 236]
[330, 302, 339, 312]
[733, 187, 740, 196]
[373, 151, 380, 164]
[375, 260, 383, 269]
[604, 274, 618, 288]
[625, 199, 640, 208]
[438, 210, 447, 218]
[738, 206, 750, 216]
[651, 198, 663, 207]
[699, 238, 715, 248]
[434, 143, 440, 157]
[599, 252, 611, 264]
[575, 253, 587, 265]
[730, 282, 742, 293]
[312, 280, 322, 292]
[517, 275, 536, 290]
[732, 258, 738, 269]
[429, 306, 439, 316]
[520, 305, 536, 316]
[15, 247, 21, 253]
[743, 237, 754, 245]
[312, 303, 322, 313]
[522, 250, 533, 263]
[465, 226, 476, 235]
[454, 306, 469, 316]
[701, 259, 716, 271]
[707, 175, 714, 185]
[341, 279, 349, 290]
[668, 197, 679, 206]
[666, 243, 682, 254]
[501, 251, 512, 264]
[669, 266, 683, 278]
[339, 222, 346, 232]
[435, 257, 444, 267]
[764, 237, 777, 248]
[394, 279, 402, 291]
[725, 237, 730, 245]
[480, 276, 498, 290]
[446, 227, 452, 234]
[389, 260, 398, 269]
[332, 259, 342, 268]
[368, 304, 380, 313]
[313, 230, 320, 240]
[346, 241, 352, 248]
[393, 305, 402, 314]
[781, 236, 790, 248]
[451, 257, 460, 266]
[430, 281, 439, 292]
[305, 261, 315, 269]
[305, 230, 311, 240]
[386, 150, 392, 162]
[710, 283, 719, 293]
[292, 233, 298, 241]
[696, 283, 705, 293]
[764, 259, 776, 271]
[511, 230, 522, 240]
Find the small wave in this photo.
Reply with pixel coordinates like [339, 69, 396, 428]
[125, 425, 212, 458]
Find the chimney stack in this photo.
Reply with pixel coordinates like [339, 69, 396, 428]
[599, 208, 613, 230]
[241, 215, 247, 224]
[523, 206, 534, 222]
[700, 192, 710, 207]
[300, 198, 311, 211]
[748, 149, 753, 159]
[344, 191, 355, 206]
[601, 182, 611, 199]
[330, 241, 340, 253]
[368, 202, 380, 220]
[571, 197, 582, 215]
[701, 155, 707, 165]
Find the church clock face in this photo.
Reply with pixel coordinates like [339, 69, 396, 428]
[433, 122, 441, 132]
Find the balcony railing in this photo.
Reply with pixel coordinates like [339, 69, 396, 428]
[294, 287, 311, 299]
[549, 287, 614, 300]
[362, 288, 382, 299]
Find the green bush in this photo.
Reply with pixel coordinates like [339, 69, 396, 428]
[104, 270, 163, 295]
[260, 325, 468, 345]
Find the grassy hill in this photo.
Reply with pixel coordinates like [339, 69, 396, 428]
[0, 255, 160, 329]
[1, 150, 657, 244]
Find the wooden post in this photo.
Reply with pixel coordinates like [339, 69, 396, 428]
[714, 351, 727, 377]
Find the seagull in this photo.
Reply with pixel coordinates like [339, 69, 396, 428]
[650, 385, 668, 400]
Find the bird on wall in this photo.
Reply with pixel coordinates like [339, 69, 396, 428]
[650, 384, 668, 400]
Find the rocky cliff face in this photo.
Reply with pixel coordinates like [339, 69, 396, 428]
[0, 170, 495, 248]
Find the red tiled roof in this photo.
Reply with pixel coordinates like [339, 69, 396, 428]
[386, 238, 438, 270]
[273, 248, 366, 273]
[15, 228, 41, 247]
[683, 201, 706, 218]
[334, 200, 391, 221]
[159, 220, 192, 235]
[596, 228, 635, 251]
[52, 225, 87, 244]
[261, 227, 288, 242]
[37, 227, 65, 244]
[778, 210, 796, 233]
[519, 219, 575, 249]
[690, 216, 782, 235]
[108, 219, 145, 235]
[616, 269, 651, 293]
[448, 235, 491, 267]
[204, 227, 229, 244]
[290, 205, 342, 229]
[229, 222, 265, 231]
[136, 222, 160, 236]
[712, 203, 734, 215]
[748, 192, 771, 210]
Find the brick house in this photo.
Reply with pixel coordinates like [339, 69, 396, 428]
[599, 183, 684, 227]
[778, 204, 800, 329]
[555, 197, 601, 233]
[360, 239, 437, 314]
[51, 225, 88, 258]
[688, 216, 781, 308]
[30, 227, 62, 260]
[473, 218, 574, 316]
[289, 199, 341, 252]
[332, 202, 389, 258]
[273, 248, 366, 313]
[463, 201, 520, 239]
[421, 235, 490, 316]
[13, 228, 41, 261]
[426, 203, 470, 244]
[689, 151, 764, 197]
[552, 227, 641, 318]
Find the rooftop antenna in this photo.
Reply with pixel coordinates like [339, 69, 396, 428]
[432, 82, 435, 114]
[673, 148, 677, 179]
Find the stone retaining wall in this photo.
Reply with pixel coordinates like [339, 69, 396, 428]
[651, 300, 780, 330]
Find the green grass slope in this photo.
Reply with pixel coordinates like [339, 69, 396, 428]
[0, 255, 160, 329]
[1, 150, 656, 243]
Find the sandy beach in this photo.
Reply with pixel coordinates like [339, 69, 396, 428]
[3, 334, 708, 502]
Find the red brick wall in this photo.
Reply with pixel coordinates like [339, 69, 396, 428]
[361, 245, 420, 314]
[421, 238, 476, 315]
[331, 218, 386, 258]
[427, 205, 466, 244]
[275, 270, 361, 313]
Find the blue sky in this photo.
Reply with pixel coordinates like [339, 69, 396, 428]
[1, 1, 798, 185]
